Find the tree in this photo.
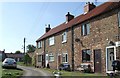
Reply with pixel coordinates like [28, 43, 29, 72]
[26, 44, 36, 53]
[24, 53, 32, 65]
[15, 50, 21, 54]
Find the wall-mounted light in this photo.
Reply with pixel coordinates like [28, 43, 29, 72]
[75, 38, 85, 47]
[75, 38, 80, 42]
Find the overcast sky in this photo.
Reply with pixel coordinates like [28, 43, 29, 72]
[0, 1, 103, 53]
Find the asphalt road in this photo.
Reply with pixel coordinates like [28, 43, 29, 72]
[17, 65, 53, 78]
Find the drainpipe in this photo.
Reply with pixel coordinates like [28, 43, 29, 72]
[117, 9, 120, 59]
[71, 26, 74, 71]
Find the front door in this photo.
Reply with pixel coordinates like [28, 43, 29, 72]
[94, 49, 102, 73]
[106, 46, 116, 73]
[58, 55, 61, 65]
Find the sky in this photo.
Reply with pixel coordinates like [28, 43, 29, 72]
[0, 1, 103, 53]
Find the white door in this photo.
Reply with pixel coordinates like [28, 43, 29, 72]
[106, 46, 116, 73]
[45, 54, 49, 67]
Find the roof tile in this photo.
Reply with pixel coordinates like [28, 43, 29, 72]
[36, 2, 120, 42]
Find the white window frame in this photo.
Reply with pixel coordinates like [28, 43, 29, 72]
[106, 46, 116, 73]
[62, 53, 68, 63]
[38, 41, 42, 48]
[38, 55, 42, 62]
[49, 36, 55, 46]
[62, 31, 67, 43]
[82, 49, 91, 63]
[49, 53, 54, 62]
[118, 11, 120, 27]
[81, 23, 90, 36]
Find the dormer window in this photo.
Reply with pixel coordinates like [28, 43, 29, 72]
[62, 31, 67, 43]
[38, 41, 42, 48]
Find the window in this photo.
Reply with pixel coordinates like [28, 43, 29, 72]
[62, 31, 67, 43]
[49, 53, 54, 62]
[82, 49, 91, 62]
[49, 36, 54, 46]
[62, 53, 68, 63]
[38, 55, 42, 62]
[118, 11, 120, 27]
[38, 41, 42, 48]
[81, 23, 90, 36]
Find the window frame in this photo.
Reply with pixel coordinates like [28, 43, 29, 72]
[81, 23, 90, 36]
[49, 36, 55, 46]
[62, 31, 67, 43]
[38, 41, 42, 48]
[49, 53, 54, 62]
[62, 53, 68, 63]
[82, 49, 91, 63]
[38, 55, 42, 62]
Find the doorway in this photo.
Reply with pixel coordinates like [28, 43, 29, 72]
[45, 54, 49, 67]
[94, 49, 102, 73]
[106, 46, 116, 73]
[58, 55, 61, 65]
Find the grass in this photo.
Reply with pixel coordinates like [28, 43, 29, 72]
[17, 62, 24, 66]
[42, 68, 105, 76]
[2, 68, 23, 78]
[17, 62, 33, 67]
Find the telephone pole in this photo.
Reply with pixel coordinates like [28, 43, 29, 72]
[24, 37, 26, 55]
[24, 37, 26, 64]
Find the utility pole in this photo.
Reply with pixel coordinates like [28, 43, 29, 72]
[24, 37, 26, 64]
[24, 37, 26, 55]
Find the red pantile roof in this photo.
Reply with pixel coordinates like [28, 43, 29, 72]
[36, 2, 120, 42]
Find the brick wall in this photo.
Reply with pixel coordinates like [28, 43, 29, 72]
[45, 29, 72, 69]
[36, 8, 120, 73]
[74, 9, 119, 73]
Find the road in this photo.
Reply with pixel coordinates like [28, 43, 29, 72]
[17, 65, 53, 78]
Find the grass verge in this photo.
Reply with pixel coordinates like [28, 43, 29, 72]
[42, 68, 105, 76]
[2, 68, 23, 78]
[17, 62, 33, 67]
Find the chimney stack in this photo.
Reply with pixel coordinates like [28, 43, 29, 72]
[84, 2, 96, 14]
[66, 12, 74, 23]
[45, 24, 51, 33]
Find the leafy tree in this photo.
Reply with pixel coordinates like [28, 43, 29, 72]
[15, 50, 21, 54]
[24, 53, 32, 65]
[26, 44, 36, 53]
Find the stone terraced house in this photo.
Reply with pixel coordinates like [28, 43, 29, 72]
[35, 2, 120, 74]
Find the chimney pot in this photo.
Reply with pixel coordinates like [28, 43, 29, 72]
[45, 24, 51, 33]
[48, 24, 50, 28]
[66, 12, 74, 23]
[84, 2, 96, 14]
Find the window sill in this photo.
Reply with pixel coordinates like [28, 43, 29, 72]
[49, 60, 54, 63]
[62, 62, 68, 63]
[82, 61, 91, 63]
[38, 47, 42, 49]
[49, 44, 55, 46]
[81, 34, 90, 36]
[62, 40, 67, 44]
[38, 61, 42, 62]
